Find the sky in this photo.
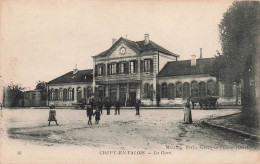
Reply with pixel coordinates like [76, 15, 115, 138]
[0, 0, 233, 90]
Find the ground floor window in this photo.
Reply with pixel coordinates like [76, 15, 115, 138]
[68, 88, 74, 101]
[199, 81, 206, 97]
[207, 80, 215, 96]
[58, 88, 63, 100]
[176, 82, 182, 98]
[183, 82, 190, 99]
[168, 83, 175, 99]
[54, 89, 58, 101]
[191, 81, 199, 97]
[63, 89, 68, 101]
[161, 83, 167, 98]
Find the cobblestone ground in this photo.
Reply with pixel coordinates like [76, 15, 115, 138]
[1, 108, 259, 164]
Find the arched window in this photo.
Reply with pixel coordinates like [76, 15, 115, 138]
[183, 82, 190, 99]
[191, 81, 199, 97]
[161, 83, 168, 98]
[207, 80, 215, 96]
[63, 89, 67, 101]
[87, 86, 92, 98]
[68, 88, 73, 101]
[143, 83, 149, 99]
[50, 89, 54, 101]
[176, 82, 182, 98]
[58, 88, 63, 100]
[150, 84, 153, 100]
[168, 83, 175, 99]
[77, 87, 82, 102]
[199, 81, 206, 97]
[54, 89, 58, 101]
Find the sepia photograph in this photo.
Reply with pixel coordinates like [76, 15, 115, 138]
[0, 0, 259, 163]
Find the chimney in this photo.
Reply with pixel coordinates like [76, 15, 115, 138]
[200, 48, 202, 58]
[112, 38, 117, 45]
[73, 64, 78, 74]
[191, 55, 196, 66]
[144, 34, 149, 45]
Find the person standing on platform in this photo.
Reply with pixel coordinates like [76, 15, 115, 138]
[135, 99, 141, 115]
[115, 100, 120, 115]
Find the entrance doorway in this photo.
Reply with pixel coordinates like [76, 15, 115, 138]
[119, 84, 127, 106]
[129, 91, 136, 106]
[129, 84, 137, 106]
[109, 85, 117, 102]
[77, 87, 82, 103]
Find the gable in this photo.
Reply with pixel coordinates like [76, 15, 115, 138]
[108, 42, 138, 59]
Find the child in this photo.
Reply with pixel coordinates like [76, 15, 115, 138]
[48, 106, 59, 126]
[86, 105, 93, 125]
[93, 109, 101, 124]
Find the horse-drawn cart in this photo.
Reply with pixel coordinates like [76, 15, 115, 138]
[191, 96, 219, 110]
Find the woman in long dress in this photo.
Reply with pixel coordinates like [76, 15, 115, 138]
[183, 98, 192, 124]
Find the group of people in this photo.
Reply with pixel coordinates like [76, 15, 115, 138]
[48, 97, 192, 126]
[85, 98, 141, 125]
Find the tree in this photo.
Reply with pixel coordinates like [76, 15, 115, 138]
[35, 81, 47, 101]
[218, 1, 260, 126]
[4, 83, 24, 107]
[204, 51, 227, 96]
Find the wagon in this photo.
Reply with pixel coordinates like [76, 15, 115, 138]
[72, 98, 91, 109]
[190, 96, 219, 110]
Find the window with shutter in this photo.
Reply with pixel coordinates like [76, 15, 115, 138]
[143, 59, 151, 72]
[111, 63, 116, 75]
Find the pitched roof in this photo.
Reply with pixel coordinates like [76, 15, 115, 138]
[48, 69, 93, 85]
[93, 37, 179, 58]
[158, 58, 215, 77]
[135, 40, 178, 56]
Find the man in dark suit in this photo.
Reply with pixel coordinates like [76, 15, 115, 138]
[115, 100, 120, 115]
[135, 99, 141, 115]
[105, 98, 111, 115]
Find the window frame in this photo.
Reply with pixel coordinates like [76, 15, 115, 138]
[143, 59, 151, 72]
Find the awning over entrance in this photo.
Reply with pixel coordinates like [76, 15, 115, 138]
[96, 79, 141, 85]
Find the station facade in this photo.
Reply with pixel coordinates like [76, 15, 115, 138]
[47, 34, 241, 107]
